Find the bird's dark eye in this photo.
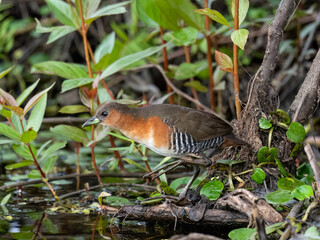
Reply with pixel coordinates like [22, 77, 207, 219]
[101, 111, 108, 117]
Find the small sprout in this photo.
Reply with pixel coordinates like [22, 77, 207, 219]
[259, 117, 272, 129]
[251, 168, 266, 184]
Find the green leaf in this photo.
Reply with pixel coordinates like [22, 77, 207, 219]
[275, 157, 288, 177]
[184, 81, 208, 93]
[0, 108, 12, 118]
[32, 61, 88, 79]
[257, 146, 278, 163]
[123, 158, 147, 172]
[23, 83, 54, 116]
[231, 0, 249, 25]
[61, 78, 94, 93]
[273, 109, 290, 124]
[291, 185, 313, 201]
[174, 62, 198, 80]
[59, 105, 90, 114]
[100, 44, 168, 79]
[12, 144, 35, 159]
[251, 168, 266, 184]
[16, 79, 40, 106]
[85, 1, 130, 26]
[0, 88, 17, 106]
[0, 123, 20, 141]
[94, 32, 116, 63]
[259, 117, 272, 129]
[45, 0, 79, 28]
[217, 159, 244, 165]
[231, 29, 249, 50]
[40, 141, 67, 161]
[50, 125, 90, 146]
[195, 8, 230, 27]
[229, 228, 256, 240]
[163, 27, 198, 46]
[0, 65, 14, 78]
[286, 122, 306, 143]
[215, 50, 233, 72]
[200, 180, 224, 201]
[42, 155, 58, 173]
[35, 19, 76, 44]
[107, 132, 132, 142]
[266, 189, 294, 204]
[21, 129, 37, 143]
[277, 177, 304, 191]
[170, 177, 200, 191]
[304, 226, 319, 238]
[5, 160, 34, 170]
[1, 193, 11, 205]
[265, 222, 286, 235]
[26, 93, 47, 132]
[104, 196, 133, 206]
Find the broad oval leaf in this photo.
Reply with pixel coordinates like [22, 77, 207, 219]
[12, 144, 37, 159]
[21, 129, 37, 143]
[291, 185, 313, 201]
[23, 83, 54, 116]
[26, 93, 47, 132]
[200, 180, 224, 200]
[259, 117, 272, 129]
[32, 61, 88, 79]
[231, 29, 249, 50]
[174, 62, 198, 80]
[286, 122, 306, 143]
[0, 123, 20, 141]
[50, 124, 90, 146]
[215, 50, 233, 72]
[163, 27, 198, 46]
[277, 177, 304, 191]
[251, 168, 266, 184]
[229, 228, 256, 240]
[59, 105, 90, 114]
[195, 8, 230, 27]
[184, 80, 208, 93]
[266, 189, 294, 204]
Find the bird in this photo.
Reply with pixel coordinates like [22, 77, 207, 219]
[82, 102, 247, 201]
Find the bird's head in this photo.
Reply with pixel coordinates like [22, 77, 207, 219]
[82, 102, 125, 128]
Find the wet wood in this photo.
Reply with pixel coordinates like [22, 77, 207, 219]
[116, 203, 249, 228]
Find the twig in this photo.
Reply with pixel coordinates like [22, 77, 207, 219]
[59, 183, 157, 199]
[304, 143, 320, 198]
[233, 0, 241, 120]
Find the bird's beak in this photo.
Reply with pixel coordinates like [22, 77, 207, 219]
[82, 116, 100, 128]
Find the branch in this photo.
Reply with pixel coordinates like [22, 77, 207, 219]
[288, 48, 320, 124]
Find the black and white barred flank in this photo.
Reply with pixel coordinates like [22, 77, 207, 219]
[169, 128, 223, 155]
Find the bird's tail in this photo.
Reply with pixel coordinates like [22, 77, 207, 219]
[221, 134, 248, 147]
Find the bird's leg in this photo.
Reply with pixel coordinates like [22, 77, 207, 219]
[143, 160, 184, 180]
[178, 165, 200, 201]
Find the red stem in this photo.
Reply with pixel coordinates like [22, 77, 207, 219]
[204, 0, 215, 111]
[159, 26, 174, 104]
[233, 0, 241, 120]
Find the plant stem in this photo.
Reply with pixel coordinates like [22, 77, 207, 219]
[108, 135, 126, 172]
[204, 0, 215, 111]
[183, 45, 200, 109]
[91, 125, 102, 185]
[74, 142, 81, 190]
[159, 25, 174, 104]
[268, 126, 274, 148]
[233, 0, 241, 120]
[78, 0, 93, 78]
